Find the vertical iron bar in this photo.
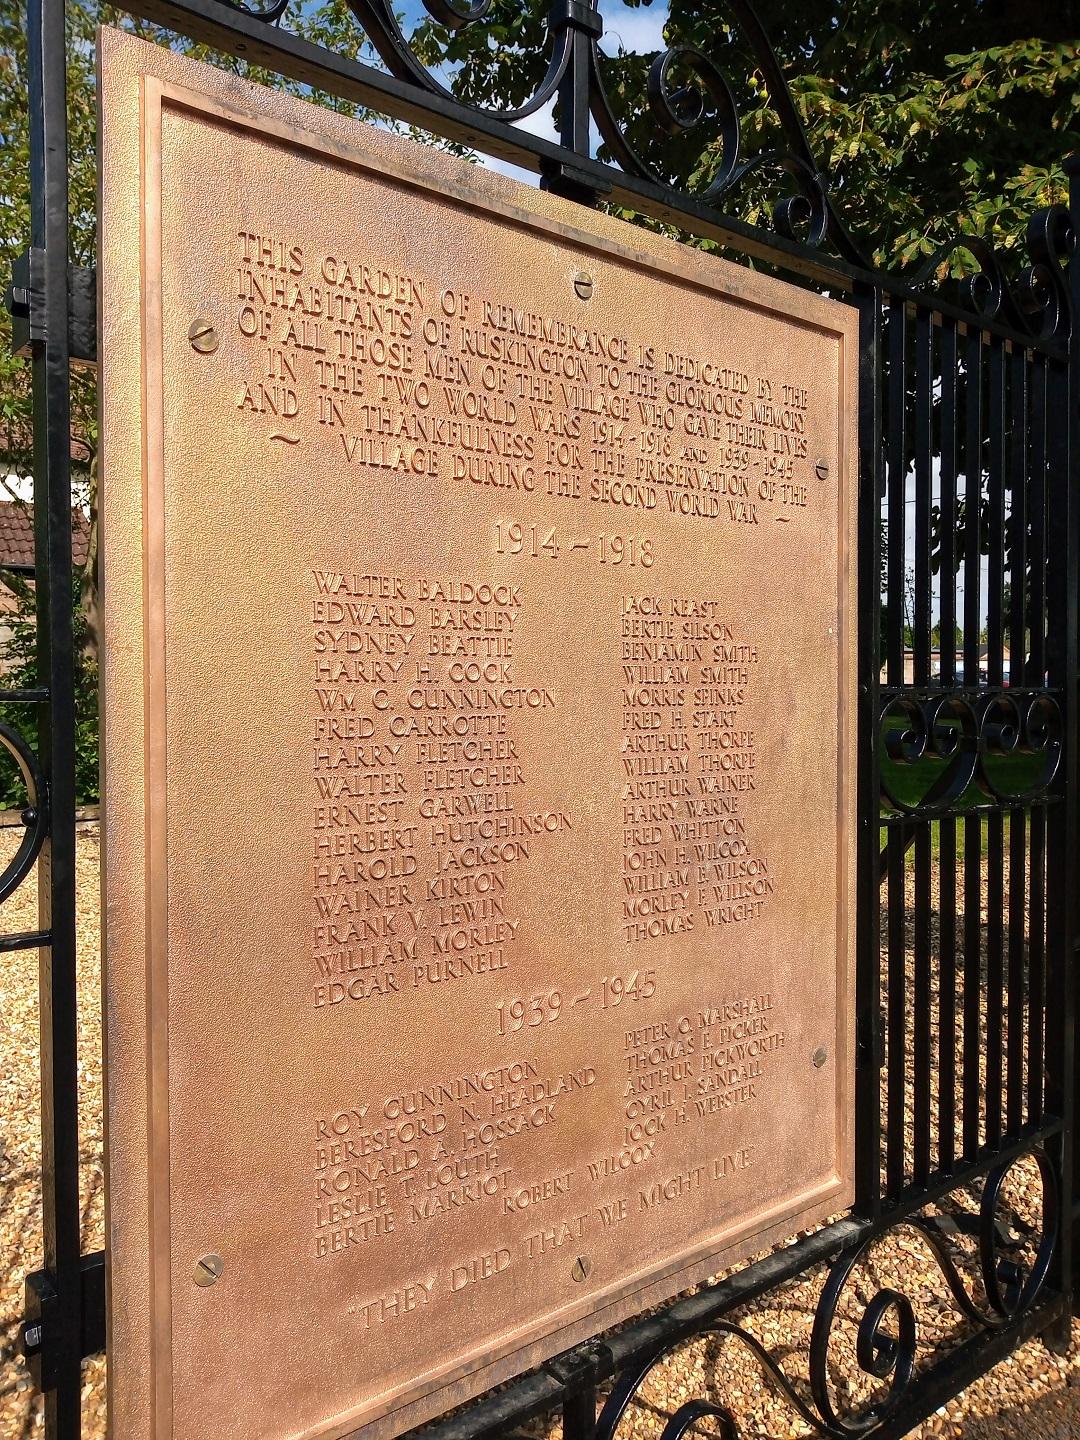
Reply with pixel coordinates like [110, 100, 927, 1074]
[912, 308, 933, 1186]
[536, 4, 603, 203]
[556, 20, 591, 158]
[885, 298, 908, 1196]
[962, 329, 984, 1159]
[1006, 345, 1028, 1137]
[938, 318, 960, 1174]
[912, 826, 932, 1186]
[538, 0, 601, 201]
[854, 283, 884, 1217]
[986, 339, 1007, 690]
[1043, 156, 1080, 1335]
[1027, 357, 1048, 689]
[1028, 803, 1047, 1126]
[1027, 354, 1048, 1127]
[886, 830, 906, 1196]
[984, 338, 1007, 1149]
[26, 0, 82, 1426]
[885, 299, 908, 688]
[1005, 345, 1026, 684]
[939, 320, 960, 690]
[562, 1379, 597, 1440]
[913, 309, 933, 685]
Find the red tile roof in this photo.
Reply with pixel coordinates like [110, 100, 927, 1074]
[0, 499, 90, 570]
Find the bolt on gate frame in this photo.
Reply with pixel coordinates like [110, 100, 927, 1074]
[2, 0, 1079, 1436]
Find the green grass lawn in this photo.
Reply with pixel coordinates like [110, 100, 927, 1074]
[879, 813, 1012, 863]
[878, 714, 1055, 859]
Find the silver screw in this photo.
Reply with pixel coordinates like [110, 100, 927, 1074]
[24, 1324, 42, 1349]
[815, 459, 829, 481]
[193, 1253, 224, 1287]
[573, 272, 593, 301]
[813, 1046, 829, 1069]
[188, 317, 219, 354]
[571, 1255, 593, 1283]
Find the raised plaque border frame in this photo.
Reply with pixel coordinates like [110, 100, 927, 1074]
[100, 47, 856, 1437]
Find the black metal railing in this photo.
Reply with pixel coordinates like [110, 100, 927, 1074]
[4, 1, 1078, 1436]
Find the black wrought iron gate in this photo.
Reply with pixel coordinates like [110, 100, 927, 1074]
[2, 0, 1078, 1436]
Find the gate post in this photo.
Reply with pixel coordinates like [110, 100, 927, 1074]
[1068, 156, 1080, 1316]
[1045, 155, 1080, 1334]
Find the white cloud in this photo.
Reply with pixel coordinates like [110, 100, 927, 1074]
[479, 154, 542, 184]
[469, 6, 672, 182]
[515, 97, 559, 143]
[476, 97, 557, 184]
[1, 473, 32, 503]
[598, 1, 669, 57]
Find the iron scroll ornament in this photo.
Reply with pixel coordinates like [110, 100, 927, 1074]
[0, 718, 49, 905]
[878, 686, 1063, 817]
[224, 0, 874, 259]
[909, 204, 1075, 344]
[202, 0, 1075, 336]
[593, 1150, 1057, 1440]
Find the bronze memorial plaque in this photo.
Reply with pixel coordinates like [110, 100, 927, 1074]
[100, 29, 856, 1440]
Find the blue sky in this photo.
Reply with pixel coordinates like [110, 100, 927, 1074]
[395, 1, 670, 178]
[397, 0, 669, 56]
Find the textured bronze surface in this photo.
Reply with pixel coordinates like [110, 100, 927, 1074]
[99, 30, 857, 1440]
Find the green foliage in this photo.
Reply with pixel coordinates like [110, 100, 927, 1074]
[405, 0, 1079, 274]
[0, 0, 1073, 475]
[0, 0, 98, 481]
[0, 0, 388, 812]
[0, 0, 1075, 806]
[0, 0, 388, 489]
[0, 570, 99, 808]
[727, 5, 1077, 270]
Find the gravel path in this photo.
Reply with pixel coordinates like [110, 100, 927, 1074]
[0, 826, 1075, 1438]
[1, 825, 105, 1439]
